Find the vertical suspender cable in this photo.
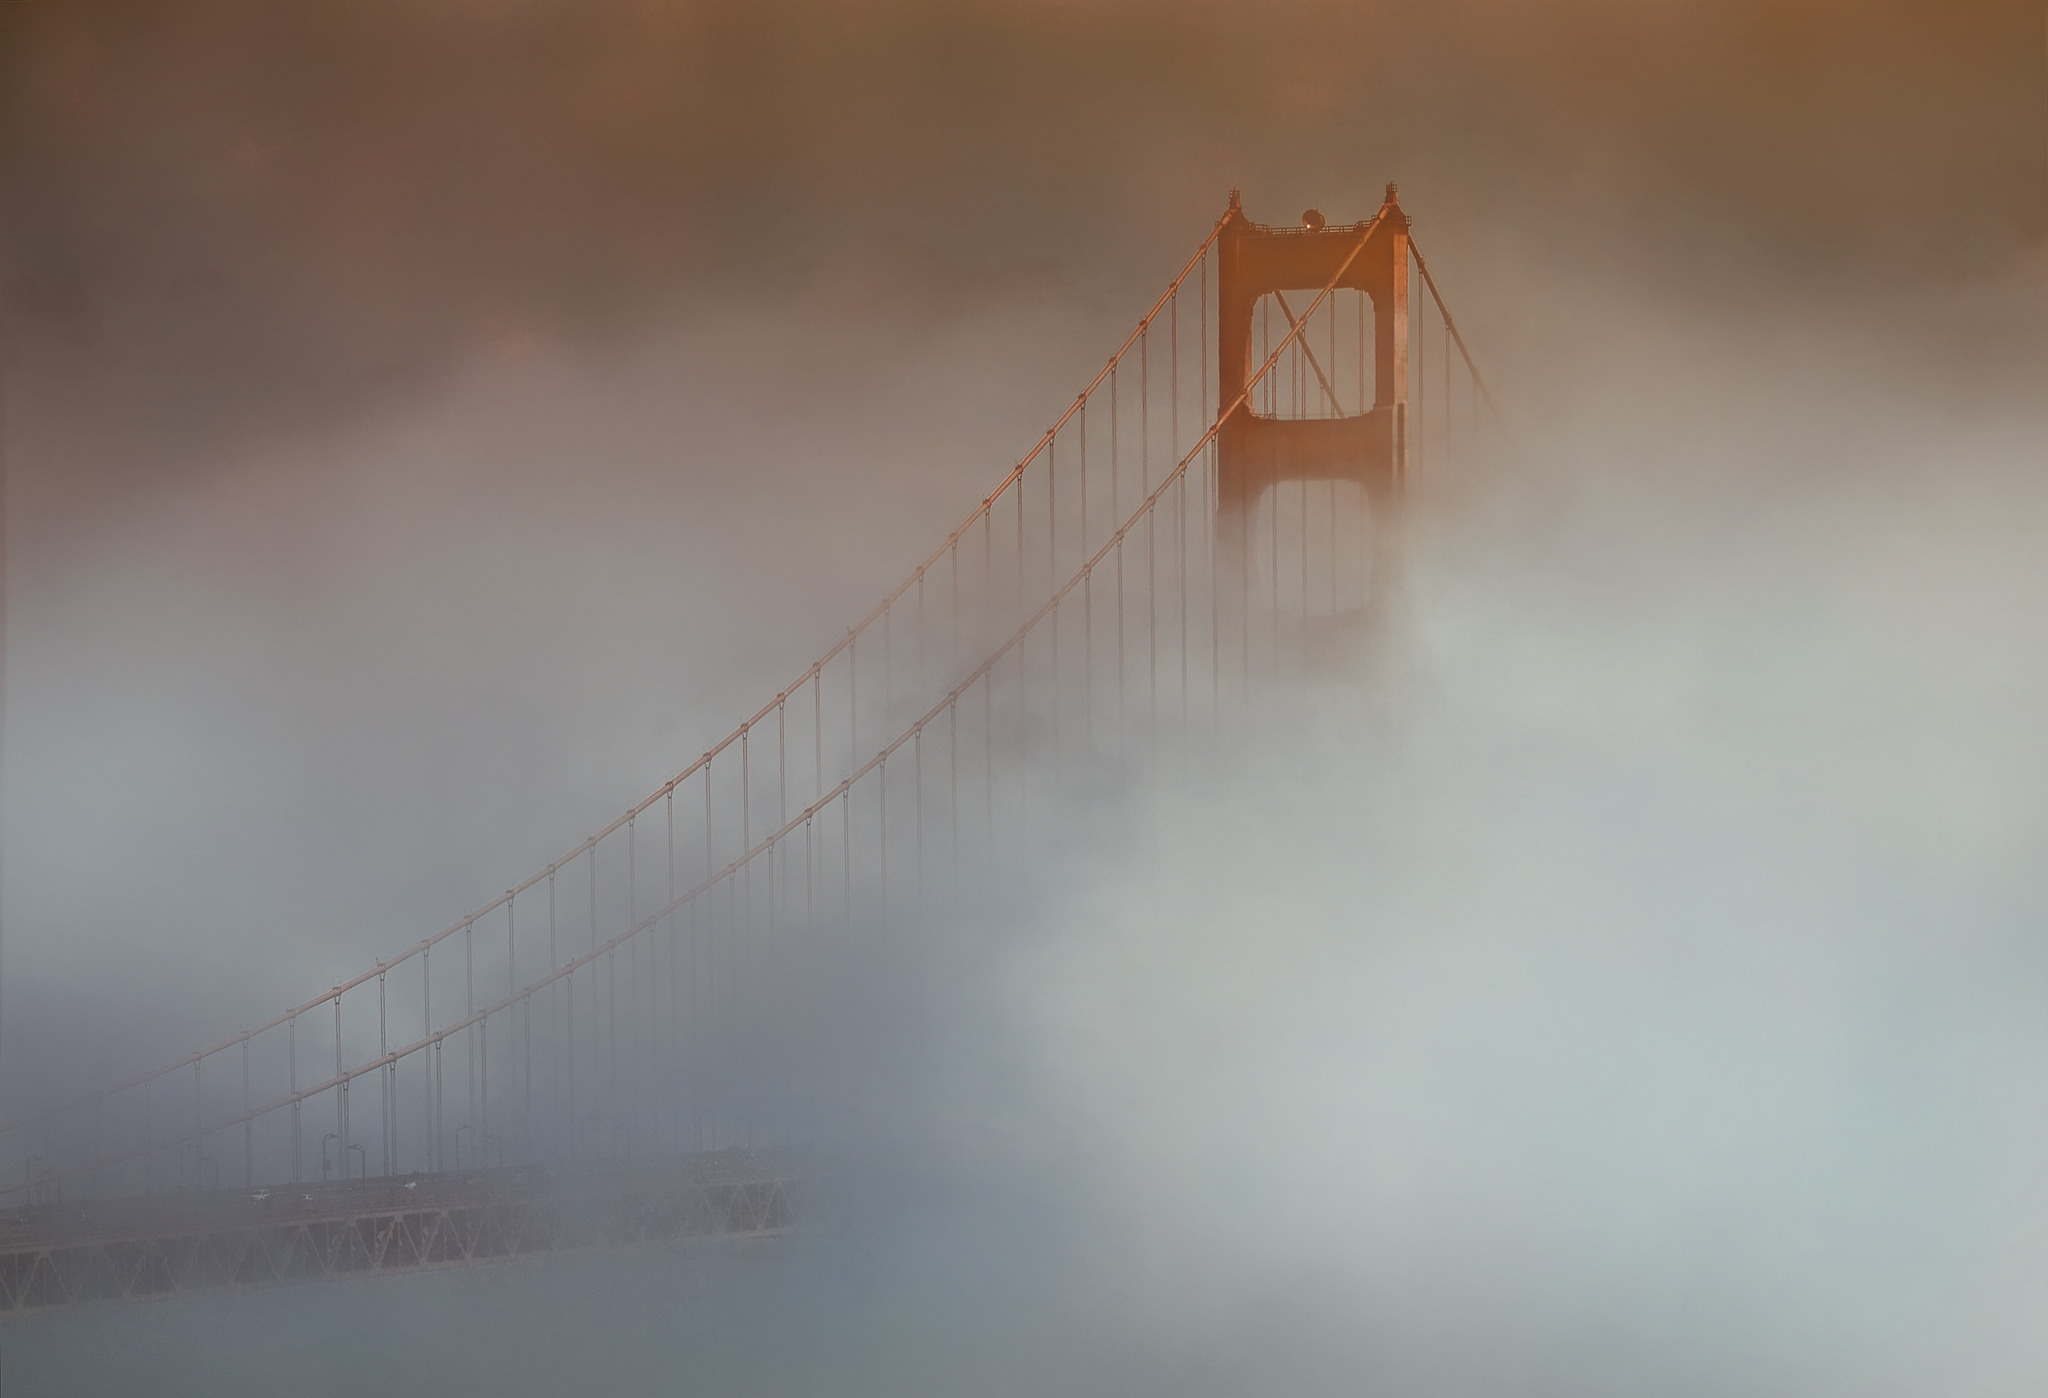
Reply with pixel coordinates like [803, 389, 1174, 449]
[1417, 258, 1425, 479]
[665, 787, 677, 1151]
[1081, 405, 1092, 751]
[1269, 387, 1279, 683]
[948, 694, 959, 914]
[334, 1000, 344, 1175]
[914, 730, 924, 926]
[1327, 295, 1337, 605]
[587, 843, 597, 1150]
[1046, 442, 1058, 790]
[1112, 366, 1124, 742]
[738, 723, 749, 1125]
[949, 543, 960, 912]
[419, 958, 429, 1170]
[1203, 251, 1217, 723]
[625, 817, 634, 1147]
[1015, 478, 1025, 840]
[984, 509, 994, 858]
[242, 1038, 253, 1185]
[1172, 287, 1186, 737]
[1143, 329, 1155, 721]
[778, 696, 788, 953]
[551, 867, 565, 1156]
[1244, 303, 1256, 698]
[698, 761, 709, 1147]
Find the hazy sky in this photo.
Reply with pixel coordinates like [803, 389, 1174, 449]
[4, 0, 2042, 473]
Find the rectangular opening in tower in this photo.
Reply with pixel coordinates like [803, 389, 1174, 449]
[1248, 288, 1375, 421]
[1244, 478, 1376, 623]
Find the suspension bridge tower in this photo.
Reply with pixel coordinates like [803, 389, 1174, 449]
[1215, 183, 1410, 616]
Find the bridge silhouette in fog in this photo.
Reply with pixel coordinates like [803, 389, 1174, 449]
[0, 187, 1499, 1311]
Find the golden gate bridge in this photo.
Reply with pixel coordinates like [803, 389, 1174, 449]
[0, 186, 1501, 1310]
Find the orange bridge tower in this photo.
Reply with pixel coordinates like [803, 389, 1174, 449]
[1215, 184, 1410, 613]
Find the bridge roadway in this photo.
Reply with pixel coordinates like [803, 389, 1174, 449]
[0, 1148, 807, 1313]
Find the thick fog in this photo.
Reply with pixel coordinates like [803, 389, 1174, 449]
[3, 0, 2047, 1393]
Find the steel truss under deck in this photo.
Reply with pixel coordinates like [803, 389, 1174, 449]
[0, 1149, 805, 1313]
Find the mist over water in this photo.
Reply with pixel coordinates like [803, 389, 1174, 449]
[17, 299, 2048, 1395]
[5, 0, 2048, 1393]
[1015, 361, 2048, 1396]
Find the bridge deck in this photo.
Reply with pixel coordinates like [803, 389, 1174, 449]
[0, 1149, 806, 1314]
